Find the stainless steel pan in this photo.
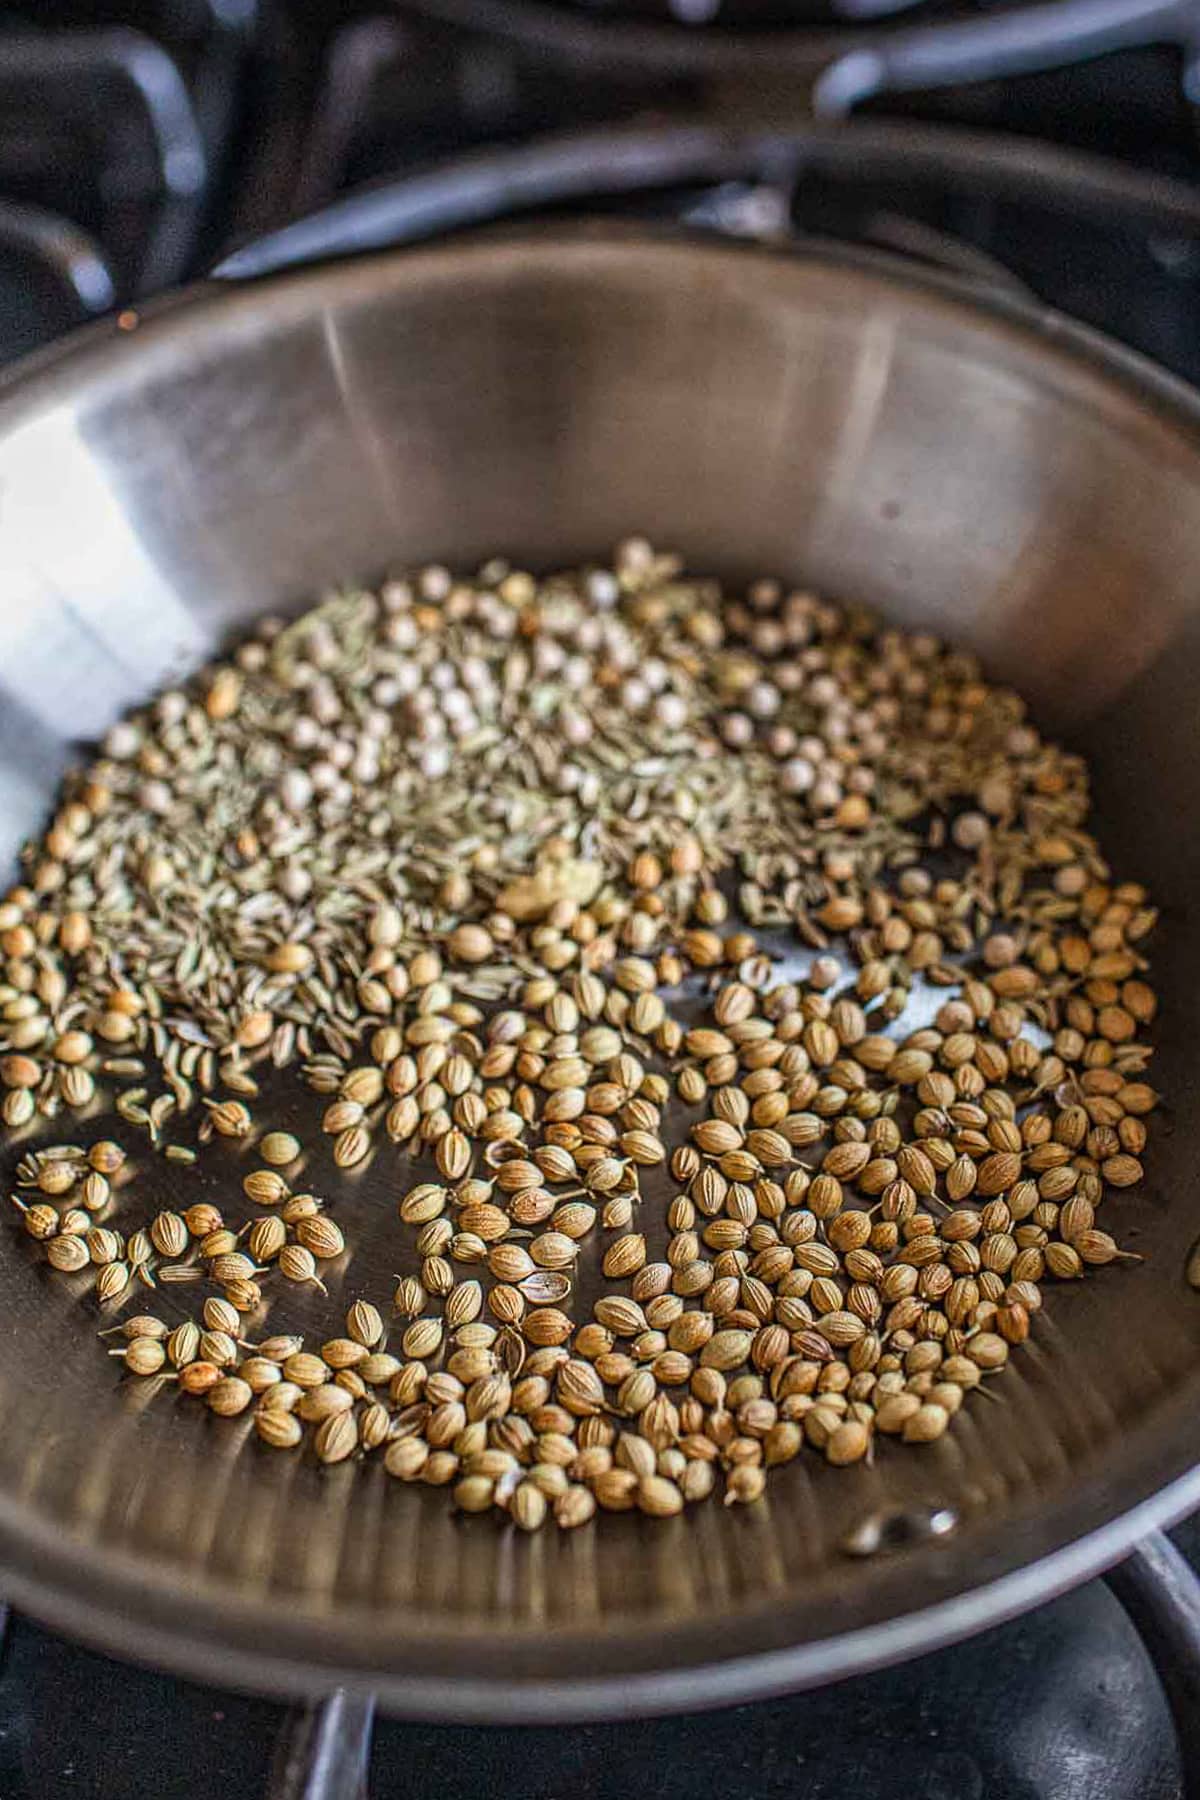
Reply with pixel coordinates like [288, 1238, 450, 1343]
[3, 218, 1200, 1725]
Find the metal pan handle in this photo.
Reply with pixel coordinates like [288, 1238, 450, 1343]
[267, 1692, 376, 1800]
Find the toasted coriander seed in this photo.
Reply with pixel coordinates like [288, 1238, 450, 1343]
[333, 1126, 371, 1169]
[314, 1411, 358, 1464]
[179, 1361, 220, 1396]
[725, 1466, 766, 1506]
[82, 1223, 119, 1273]
[38, 1162, 79, 1198]
[260, 1380, 302, 1414]
[393, 1276, 426, 1316]
[385, 1438, 429, 1481]
[47, 1235, 90, 1273]
[185, 1205, 224, 1239]
[826, 1420, 870, 1465]
[555, 1485, 596, 1529]
[19, 1202, 58, 1241]
[278, 1244, 323, 1290]
[243, 1170, 287, 1207]
[403, 1318, 443, 1361]
[1, 1089, 34, 1128]
[96, 1262, 131, 1304]
[149, 1211, 187, 1258]
[248, 1216, 286, 1262]
[283, 1353, 329, 1390]
[347, 1300, 384, 1347]
[207, 1102, 252, 1139]
[510, 1482, 548, 1530]
[207, 1376, 253, 1417]
[121, 1337, 166, 1376]
[157, 1308, 199, 1361]
[256, 1410, 303, 1449]
[259, 1131, 301, 1167]
[638, 1474, 684, 1517]
[199, 1329, 238, 1367]
[603, 1234, 646, 1280]
[295, 1216, 345, 1260]
[119, 1315, 167, 1342]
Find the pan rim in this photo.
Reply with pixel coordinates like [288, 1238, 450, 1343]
[2, 1463, 1199, 1719]
[2, 223, 1200, 1714]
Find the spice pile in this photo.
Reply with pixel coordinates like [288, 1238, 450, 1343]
[1, 541, 1158, 1528]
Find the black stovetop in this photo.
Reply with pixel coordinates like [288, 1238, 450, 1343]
[3, 1524, 1193, 1799]
[3, 4, 1200, 1796]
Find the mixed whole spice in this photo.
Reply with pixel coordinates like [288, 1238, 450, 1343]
[0, 540, 1160, 1528]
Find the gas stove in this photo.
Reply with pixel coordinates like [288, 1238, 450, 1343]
[4, 3, 1200, 1797]
[0, 1526, 1194, 1798]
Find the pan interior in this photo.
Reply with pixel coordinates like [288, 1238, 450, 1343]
[0, 231, 1198, 1704]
